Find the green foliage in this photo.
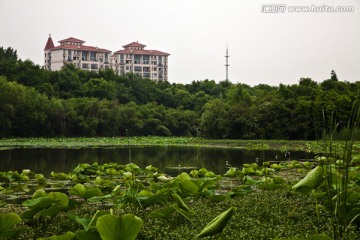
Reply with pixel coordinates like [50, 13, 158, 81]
[0, 213, 21, 238]
[96, 214, 143, 240]
[21, 190, 69, 219]
[292, 166, 325, 194]
[196, 207, 236, 238]
[68, 210, 111, 231]
[69, 183, 103, 200]
[0, 158, 359, 239]
[81, 78, 117, 100]
[0, 47, 359, 140]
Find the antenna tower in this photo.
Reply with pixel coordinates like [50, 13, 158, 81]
[225, 46, 229, 81]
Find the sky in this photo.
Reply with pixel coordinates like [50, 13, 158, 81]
[0, 0, 359, 86]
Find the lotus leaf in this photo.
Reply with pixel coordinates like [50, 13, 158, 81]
[96, 214, 143, 240]
[292, 166, 324, 194]
[196, 207, 236, 238]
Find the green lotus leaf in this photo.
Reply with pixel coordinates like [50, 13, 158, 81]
[148, 206, 176, 219]
[96, 214, 143, 240]
[157, 175, 172, 182]
[292, 166, 324, 194]
[224, 168, 237, 177]
[332, 189, 360, 204]
[48, 192, 69, 206]
[196, 207, 236, 238]
[38, 231, 75, 240]
[0, 213, 21, 237]
[179, 179, 199, 194]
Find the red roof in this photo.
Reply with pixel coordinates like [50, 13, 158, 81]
[51, 44, 111, 53]
[114, 49, 170, 56]
[59, 37, 85, 44]
[123, 42, 146, 48]
[44, 35, 55, 50]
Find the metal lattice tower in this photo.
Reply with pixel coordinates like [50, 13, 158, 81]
[225, 46, 230, 81]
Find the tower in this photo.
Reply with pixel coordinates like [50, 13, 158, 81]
[44, 34, 55, 70]
[225, 46, 229, 81]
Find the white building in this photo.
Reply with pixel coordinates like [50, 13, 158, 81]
[44, 35, 112, 72]
[44, 35, 170, 81]
[112, 42, 170, 81]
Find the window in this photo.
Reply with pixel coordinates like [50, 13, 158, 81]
[105, 53, 109, 63]
[68, 50, 71, 61]
[90, 52, 96, 61]
[143, 73, 150, 78]
[143, 67, 150, 72]
[143, 55, 149, 64]
[134, 66, 142, 72]
[134, 55, 141, 64]
[82, 63, 89, 69]
[91, 64, 98, 69]
[120, 54, 124, 64]
[82, 51, 88, 61]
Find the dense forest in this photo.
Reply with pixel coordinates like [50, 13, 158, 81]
[0, 46, 359, 139]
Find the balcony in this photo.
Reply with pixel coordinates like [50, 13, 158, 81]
[143, 67, 151, 73]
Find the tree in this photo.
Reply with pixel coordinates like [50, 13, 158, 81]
[200, 99, 227, 138]
[81, 78, 117, 100]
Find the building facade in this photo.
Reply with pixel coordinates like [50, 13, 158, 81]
[44, 35, 111, 72]
[44, 35, 169, 81]
[112, 42, 169, 81]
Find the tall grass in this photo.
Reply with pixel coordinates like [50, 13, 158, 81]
[320, 96, 360, 240]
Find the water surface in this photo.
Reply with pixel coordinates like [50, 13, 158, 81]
[0, 146, 315, 175]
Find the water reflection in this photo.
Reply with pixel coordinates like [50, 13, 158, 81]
[0, 146, 315, 175]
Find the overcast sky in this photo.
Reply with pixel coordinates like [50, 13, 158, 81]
[0, 0, 359, 86]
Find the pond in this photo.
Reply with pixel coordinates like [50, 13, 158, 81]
[0, 146, 315, 176]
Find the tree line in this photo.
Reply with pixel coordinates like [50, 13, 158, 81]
[0, 46, 359, 139]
